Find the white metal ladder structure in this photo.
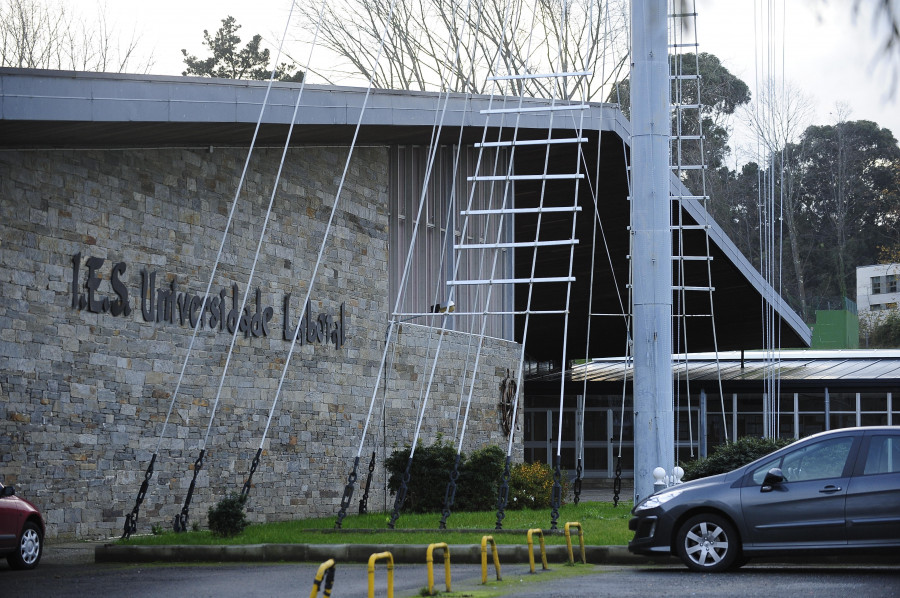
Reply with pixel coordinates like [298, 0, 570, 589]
[667, 1, 728, 459]
[453, 70, 591, 531]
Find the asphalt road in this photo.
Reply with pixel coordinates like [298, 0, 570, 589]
[2, 556, 898, 598]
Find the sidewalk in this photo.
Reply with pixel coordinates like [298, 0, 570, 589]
[45, 483, 637, 567]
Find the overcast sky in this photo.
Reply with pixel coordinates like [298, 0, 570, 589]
[88, 0, 900, 160]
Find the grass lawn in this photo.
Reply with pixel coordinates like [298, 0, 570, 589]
[122, 500, 634, 546]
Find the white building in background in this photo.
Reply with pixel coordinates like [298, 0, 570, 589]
[857, 263, 900, 316]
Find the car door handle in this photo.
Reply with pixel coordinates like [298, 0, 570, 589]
[818, 485, 842, 494]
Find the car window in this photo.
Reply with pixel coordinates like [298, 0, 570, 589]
[750, 437, 854, 484]
[863, 435, 900, 475]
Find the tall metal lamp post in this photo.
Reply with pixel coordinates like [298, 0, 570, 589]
[630, 0, 675, 503]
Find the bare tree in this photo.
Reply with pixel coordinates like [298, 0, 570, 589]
[741, 79, 815, 160]
[296, 0, 629, 100]
[741, 79, 815, 318]
[0, 0, 153, 73]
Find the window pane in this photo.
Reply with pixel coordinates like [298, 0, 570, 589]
[612, 410, 634, 439]
[779, 394, 795, 412]
[560, 410, 577, 439]
[531, 413, 549, 441]
[799, 414, 826, 437]
[829, 393, 856, 411]
[798, 392, 822, 412]
[557, 447, 576, 470]
[736, 395, 762, 412]
[831, 413, 856, 429]
[707, 415, 729, 445]
[583, 445, 608, 471]
[736, 414, 763, 438]
[779, 415, 794, 438]
[861, 413, 888, 426]
[704, 393, 728, 414]
[676, 410, 699, 442]
[528, 395, 558, 409]
[529, 447, 548, 465]
[863, 435, 900, 475]
[781, 437, 854, 482]
[860, 393, 887, 412]
[584, 411, 607, 440]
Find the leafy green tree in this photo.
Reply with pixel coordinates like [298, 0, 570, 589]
[610, 52, 750, 174]
[790, 118, 900, 303]
[861, 307, 900, 348]
[722, 120, 900, 322]
[878, 243, 900, 264]
[182, 16, 303, 82]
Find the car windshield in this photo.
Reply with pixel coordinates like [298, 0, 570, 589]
[750, 436, 854, 484]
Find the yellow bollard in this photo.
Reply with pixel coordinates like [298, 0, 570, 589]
[309, 559, 336, 598]
[480, 535, 502, 584]
[526, 528, 549, 573]
[564, 521, 586, 564]
[367, 551, 394, 598]
[425, 542, 451, 595]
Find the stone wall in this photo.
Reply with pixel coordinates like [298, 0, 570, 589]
[0, 145, 522, 540]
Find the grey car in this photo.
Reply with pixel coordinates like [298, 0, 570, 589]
[628, 426, 900, 572]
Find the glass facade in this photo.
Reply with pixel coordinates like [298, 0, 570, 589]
[523, 394, 633, 478]
[524, 389, 896, 478]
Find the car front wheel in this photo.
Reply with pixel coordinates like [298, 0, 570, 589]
[675, 513, 739, 573]
[7, 521, 42, 570]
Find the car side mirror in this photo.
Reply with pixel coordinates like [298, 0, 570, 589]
[0, 485, 15, 497]
[761, 468, 784, 493]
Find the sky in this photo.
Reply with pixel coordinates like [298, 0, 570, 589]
[82, 0, 900, 160]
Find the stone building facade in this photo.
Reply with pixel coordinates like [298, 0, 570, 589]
[0, 143, 522, 540]
[1, 68, 818, 539]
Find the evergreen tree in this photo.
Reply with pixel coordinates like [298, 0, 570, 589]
[182, 16, 302, 82]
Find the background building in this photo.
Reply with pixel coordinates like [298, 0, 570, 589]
[858, 263, 900, 315]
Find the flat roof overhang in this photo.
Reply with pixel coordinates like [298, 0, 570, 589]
[526, 350, 900, 394]
[0, 69, 811, 357]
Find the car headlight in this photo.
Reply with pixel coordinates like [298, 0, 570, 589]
[635, 488, 684, 512]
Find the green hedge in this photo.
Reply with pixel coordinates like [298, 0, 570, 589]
[385, 438, 570, 512]
[385, 437, 507, 513]
[681, 436, 794, 481]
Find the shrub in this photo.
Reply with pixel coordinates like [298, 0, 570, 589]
[207, 492, 249, 537]
[860, 307, 900, 348]
[508, 461, 569, 510]
[681, 436, 794, 481]
[456, 444, 506, 512]
[385, 439, 510, 513]
[385, 436, 458, 513]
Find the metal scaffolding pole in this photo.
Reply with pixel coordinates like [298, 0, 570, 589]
[630, 0, 674, 503]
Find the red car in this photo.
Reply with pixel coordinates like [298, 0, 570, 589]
[0, 482, 44, 570]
